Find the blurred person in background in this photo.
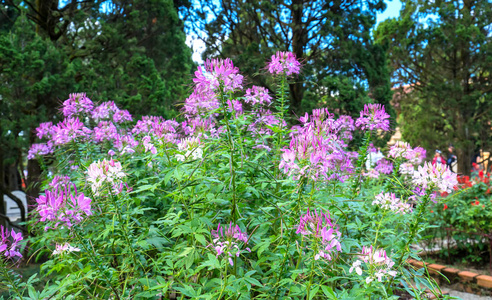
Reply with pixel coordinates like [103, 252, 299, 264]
[432, 150, 446, 166]
[446, 145, 457, 172]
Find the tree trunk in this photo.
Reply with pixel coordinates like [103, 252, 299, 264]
[6, 161, 21, 191]
[27, 126, 42, 213]
[457, 145, 473, 176]
[290, 0, 305, 112]
[26, 158, 41, 213]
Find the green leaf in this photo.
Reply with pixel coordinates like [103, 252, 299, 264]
[244, 276, 263, 287]
[321, 285, 338, 300]
[195, 233, 207, 246]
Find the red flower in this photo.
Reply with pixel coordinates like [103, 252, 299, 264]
[441, 192, 449, 197]
[476, 200, 480, 206]
[479, 170, 484, 179]
[443, 204, 448, 210]
[430, 210, 434, 213]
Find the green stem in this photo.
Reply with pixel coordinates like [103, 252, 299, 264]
[72, 230, 122, 300]
[0, 262, 23, 299]
[274, 179, 305, 300]
[273, 75, 288, 180]
[219, 89, 238, 222]
[306, 258, 316, 300]
[387, 191, 432, 290]
[217, 264, 228, 299]
[109, 190, 139, 272]
[373, 210, 387, 246]
[351, 131, 372, 199]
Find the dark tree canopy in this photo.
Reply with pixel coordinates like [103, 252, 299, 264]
[184, 0, 394, 119]
[0, 0, 194, 211]
[376, 0, 492, 174]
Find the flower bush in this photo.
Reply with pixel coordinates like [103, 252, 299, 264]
[427, 171, 492, 270]
[1, 53, 458, 299]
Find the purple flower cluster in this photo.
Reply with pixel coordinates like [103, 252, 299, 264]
[389, 142, 426, 164]
[62, 93, 94, 117]
[28, 143, 53, 159]
[412, 162, 458, 193]
[244, 86, 272, 106]
[94, 121, 118, 143]
[267, 51, 302, 76]
[52, 117, 92, 146]
[52, 243, 81, 256]
[297, 209, 342, 261]
[279, 108, 357, 182]
[399, 162, 415, 175]
[374, 159, 393, 175]
[185, 58, 244, 118]
[372, 192, 412, 214]
[387, 142, 427, 176]
[30, 96, 189, 158]
[355, 104, 390, 132]
[92, 101, 132, 123]
[388, 141, 411, 158]
[36, 122, 55, 139]
[36, 177, 92, 231]
[87, 159, 126, 196]
[195, 58, 244, 93]
[210, 222, 251, 266]
[349, 246, 397, 284]
[0, 226, 23, 260]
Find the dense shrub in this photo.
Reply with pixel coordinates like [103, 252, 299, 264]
[1, 53, 457, 299]
[427, 172, 492, 269]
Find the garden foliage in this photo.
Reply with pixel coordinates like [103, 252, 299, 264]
[2, 53, 457, 299]
[428, 170, 492, 270]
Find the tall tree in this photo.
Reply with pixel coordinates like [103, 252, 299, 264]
[376, 0, 492, 174]
[0, 0, 194, 214]
[185, 0, 394, 118]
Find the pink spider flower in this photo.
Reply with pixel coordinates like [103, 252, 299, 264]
[36, 122, 54, 139]
[349, 246, 397, 284]
[267, 51, 302, 76]
[87, 159, 126, 195]
[52, 243, 81, 255]
[388, 141, 412, 158]
[28, 143, 53, 159]
[412, 162, 458, 193]
[372, 192, 412, 214]
[93, 121, 119, 143]
[113, 109, 133, 123]
[374, 159, 393, 175]
[279, 108, 357, 182]
[355, 104, 390, 132]
[35, 183, 92, 231]
[193, 58, 243, 94]
[62, 93, 94, 117]
[91, 101, 119, 121]
[0, 226, 23, 260]
[209, 222, 251, 266]
[51, 117, 92, 146]
[297, 209, 342, 261]
[113, 133, 139, 154]
[399, 162, 415, 175]
[244, 86, 272, 106]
